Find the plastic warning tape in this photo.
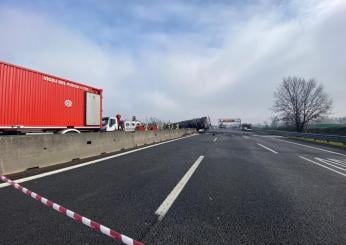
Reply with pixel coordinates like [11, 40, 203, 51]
[0, 175, 144, 245]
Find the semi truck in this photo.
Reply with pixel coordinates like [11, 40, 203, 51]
[173, 117, 211, 132]
[0, 61, 107, 134]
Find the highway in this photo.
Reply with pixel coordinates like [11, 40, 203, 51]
[0, 129, 345, 244]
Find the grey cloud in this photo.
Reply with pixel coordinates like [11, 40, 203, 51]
[0, 0, 345, 123]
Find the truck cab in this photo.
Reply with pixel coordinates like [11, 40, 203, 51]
[101, 117, 119, 132]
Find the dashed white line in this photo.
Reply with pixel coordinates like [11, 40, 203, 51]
[257, 143, 278, 154]
[213, 137, 218, 142]
[299, 156, 346, 177]
[275, 138, 346, 157]
[0, 134, 198, 189]
[155, 155, 205, 221]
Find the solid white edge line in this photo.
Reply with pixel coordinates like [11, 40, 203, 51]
[257, 143, 278, 154]
[155, 155, 205, 221]
[275, 138, 346, 157]
[299, 156, 346, 177]
[0, 134, 198, 189]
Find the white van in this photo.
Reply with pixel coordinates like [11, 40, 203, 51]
[124, 121, 142, 132]
[101, 117, 119, 132]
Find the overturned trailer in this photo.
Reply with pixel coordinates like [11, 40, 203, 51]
[174, 117, 211, 131]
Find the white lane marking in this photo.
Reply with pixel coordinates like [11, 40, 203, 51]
[325, 160, 346, 168]
[299, 156, 346, 177]
[213, 137, 217, 142]
[257, 143, 278, 154]
[0, 134, 198, 189]
[155, 155, 205, 221]
[315, 158, 346, 171]
[329, 159, 346, 165]
[275, 138, 346, 157]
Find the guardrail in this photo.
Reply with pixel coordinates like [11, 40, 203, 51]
[0, 129, 195, 175]
[254, 129, 346, 145]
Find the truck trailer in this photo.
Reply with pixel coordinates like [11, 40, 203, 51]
[0, 61, 103, 134]
[173, 117, 211, 132]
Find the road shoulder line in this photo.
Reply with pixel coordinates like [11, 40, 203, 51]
[275, 138, 346, 157]
[257, 143, 278, 154]
[299, 156, 346, 177]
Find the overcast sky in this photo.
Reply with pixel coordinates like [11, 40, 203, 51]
[0, 0, 345, 123]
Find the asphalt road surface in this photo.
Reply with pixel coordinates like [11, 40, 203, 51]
[1, 129, 345, 244]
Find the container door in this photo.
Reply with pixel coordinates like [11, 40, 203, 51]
[85, 92, 101, 126]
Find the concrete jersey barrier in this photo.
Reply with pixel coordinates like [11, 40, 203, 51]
[0, 129, 194, 175]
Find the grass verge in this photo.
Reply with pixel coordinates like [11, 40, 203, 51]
[290, 137, 346, 150]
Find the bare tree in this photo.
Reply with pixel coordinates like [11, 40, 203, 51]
[273, 77, 332, 132]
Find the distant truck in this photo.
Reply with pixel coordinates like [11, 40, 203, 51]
[0, 61, 157, 134]
[173, 117, 211, 132]
[0, 61, 104, 134]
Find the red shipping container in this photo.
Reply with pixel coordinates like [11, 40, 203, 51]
[0, 61, 103, 132]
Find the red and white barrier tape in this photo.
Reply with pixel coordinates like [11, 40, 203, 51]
[0, 175, 144, 245]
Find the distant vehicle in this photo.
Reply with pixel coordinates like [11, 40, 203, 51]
[0, 61, 152, 135]
[0, 61, 102, 134]
[102, 117, 120, 132]
[218, 118, 241, 128]
[101, 114, 124, 132]
[242, 123, 252, 131]
[147, 124, 158, 131]
[174, 117, 211, 131]
[124, 121, 143, 132]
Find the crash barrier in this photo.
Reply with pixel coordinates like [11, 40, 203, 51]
[0, 175, 144, 245]
[0, 129, 195, 175]
[254, 129, 346, 144]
